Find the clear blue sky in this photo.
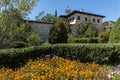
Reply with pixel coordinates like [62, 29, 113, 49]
[28, 0, 120, 22]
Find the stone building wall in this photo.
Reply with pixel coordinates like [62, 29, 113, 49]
[28, 20, 54, 42]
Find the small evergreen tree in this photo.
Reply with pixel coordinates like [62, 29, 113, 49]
[55, 10, 57, 17]
[48, 18, 70, 44]
[109, 18, 120, 43]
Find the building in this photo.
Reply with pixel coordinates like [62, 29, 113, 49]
[28, 20, 54, 41]
[60, 7, 105, 25]
[28, 8, 105, 41]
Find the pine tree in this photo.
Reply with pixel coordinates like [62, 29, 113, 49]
[55, 10, 57, 17]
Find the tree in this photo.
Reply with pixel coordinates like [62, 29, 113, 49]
[75, 21, 98, 38]
[103, 21, 110, 26]
[41, 13, 56, 22]
[103, 21, 115, 26]
[55, 10, 57, 17]
[0, 0, 39, 18]
[75, 22, 88, 37]
[109, 18, 120, 43]
[35, 10, 45, 20]
[85, 24, 99, 37]
[48, 18, 70, 44]
[36, 10, 58, 22]
[0, 0, 40, 48]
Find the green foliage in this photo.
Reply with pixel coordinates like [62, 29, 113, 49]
[13, 41, 29, 48]
[74, 38, 98, 43]
[99, 31, 110, 43]
[37, 13, 57, 22]
[0, 0, 39, 18]
[0, 10, 26, 48]
[103, 21, 115, 26]
[35, 10, 45, 20]
[55, 10, 57, 17]
[85, 24, 99, 37]
[103, 21, 110, 26]
[109, 18, 120, 43]
[67, 34, 75, 43]
[0, 0, 40, 48]
[75, 22, 89, 37]
[0, 44, 120, 68]
[26, 32, 41, 46]
[75, 22, 99, 38]
[48, 18, 70, 44]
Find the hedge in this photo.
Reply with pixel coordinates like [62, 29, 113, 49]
[74, 38, 98, 43]
[0, 44, 120, 69]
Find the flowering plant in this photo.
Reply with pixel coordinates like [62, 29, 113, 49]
[108, 65, 120, 80]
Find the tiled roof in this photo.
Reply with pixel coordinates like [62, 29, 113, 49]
[25, 20, 54, 24]
[60, 10, 105, 18]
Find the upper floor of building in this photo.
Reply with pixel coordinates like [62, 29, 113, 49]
[60, 7, 105, 25]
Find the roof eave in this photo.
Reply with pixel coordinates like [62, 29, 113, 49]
[66, 10, 105, 18]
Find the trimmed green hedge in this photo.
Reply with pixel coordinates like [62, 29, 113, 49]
[0, 44, 120, 68]
[0, 46, 51, 69]
[74, 38, 98, 43]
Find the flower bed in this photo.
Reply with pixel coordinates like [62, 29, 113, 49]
[0, 56, 116, 80]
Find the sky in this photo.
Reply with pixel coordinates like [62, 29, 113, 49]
[28, 0, 120, 22]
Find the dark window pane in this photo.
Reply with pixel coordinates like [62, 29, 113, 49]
[85, 17, 87, 21]
[78, 16, 80, 20]
[93, 18, 96, 22]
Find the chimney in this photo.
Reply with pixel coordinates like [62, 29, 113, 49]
[80, 8, 84, 12]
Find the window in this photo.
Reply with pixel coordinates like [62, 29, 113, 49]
[72, 17, 74, 21]
[93, 18, 96, 22]
[97, 19, 100, 23]
[85, 17, 87, 21]
[69, 18, 71, 22]
[77, 16, 80, 20]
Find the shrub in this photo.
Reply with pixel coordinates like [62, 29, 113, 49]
[0, 44, 120, 68]
[109, 18, 120, 43]
[98, 31, 110, 43]
[74, 38, 98, 43]
[0, 46, 52, 69]
[75, 22, 99, 38]
[48, 18, 70, 44]
[67, 34, 75, 43]
[12, 41, 29, 48]
[26, 32, 41, 46]
[12, 32, 41, 48]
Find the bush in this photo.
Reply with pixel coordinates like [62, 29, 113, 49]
[75, 22, 99, 38]
[48, 18, 70, 44]
[0, 46, 51, 69]
[67, 34, 75, 43]
[26, 32, 41, 46]
[98, 31, 110, 43]
[12, 41, 29, 48]
[74, 38, 98, 43]
[0, 44, 120, 68]
[109, 18, 120, 43]
[12, 32, 41, 48]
